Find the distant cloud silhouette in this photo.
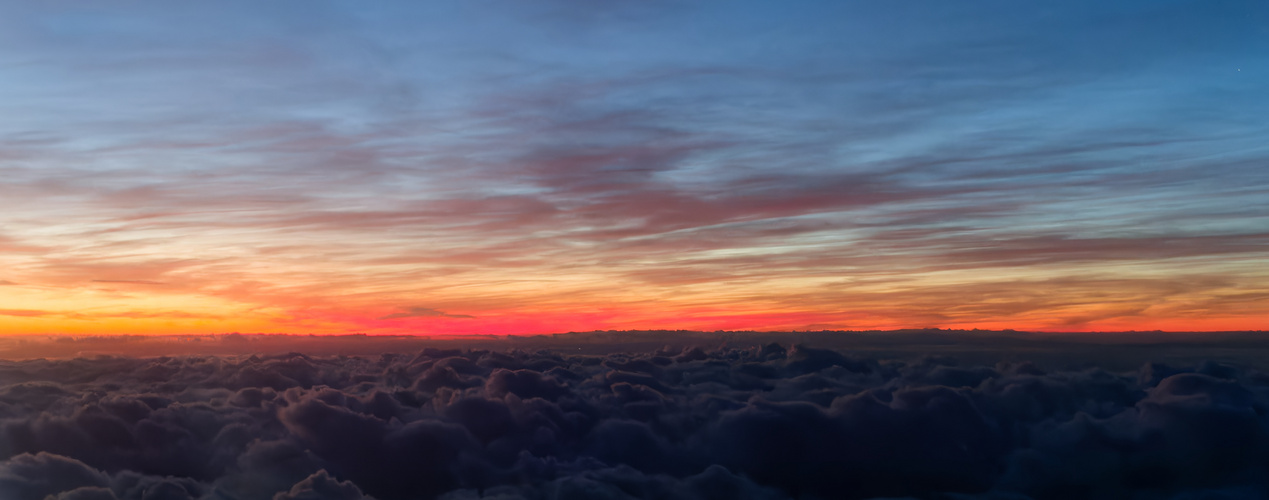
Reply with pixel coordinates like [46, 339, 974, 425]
[90, 280, 166, 285]
[379, 307, 475, 320]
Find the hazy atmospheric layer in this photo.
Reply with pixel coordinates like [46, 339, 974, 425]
[1, 1, 1267, 335]
[3, 332, 1269, 499]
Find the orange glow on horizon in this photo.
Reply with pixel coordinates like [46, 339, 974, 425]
[1, 286, 1262, 337]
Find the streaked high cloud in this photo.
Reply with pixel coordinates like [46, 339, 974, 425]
[0, 0, 1265, 335]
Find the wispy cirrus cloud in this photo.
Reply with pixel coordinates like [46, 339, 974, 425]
[0, 309, 52, 317]
[0, 1, 1264, 334]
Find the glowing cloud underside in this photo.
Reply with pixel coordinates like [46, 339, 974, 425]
[0, 1, 1265, 335]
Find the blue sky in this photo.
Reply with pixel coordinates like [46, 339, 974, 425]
[0, 0, 1266, 334]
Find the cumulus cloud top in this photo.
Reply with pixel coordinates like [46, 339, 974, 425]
[1, 342, 1269, 499]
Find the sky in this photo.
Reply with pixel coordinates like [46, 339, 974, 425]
[0, 0, 1265, 336]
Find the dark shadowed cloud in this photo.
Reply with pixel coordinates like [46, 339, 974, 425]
[2, 334, 1269, 498]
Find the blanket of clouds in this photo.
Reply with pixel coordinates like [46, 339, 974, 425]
[3, 341, 1269, 499]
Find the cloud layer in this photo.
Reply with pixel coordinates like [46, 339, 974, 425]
[3, 340, 1269, 499]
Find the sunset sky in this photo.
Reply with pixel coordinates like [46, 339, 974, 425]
[0, 1, 1265, 335]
